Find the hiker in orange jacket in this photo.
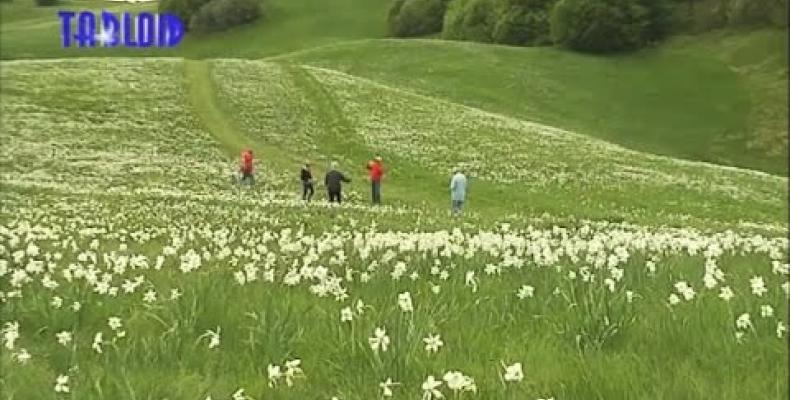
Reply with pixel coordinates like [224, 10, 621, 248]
[366, 155, 384, 205]
[239, 149, 254, 186]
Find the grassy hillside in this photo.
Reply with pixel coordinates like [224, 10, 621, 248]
[1, 1, 786, 175]
[210, 59, 786, 226]
[1, 1, 788, 398]
[1, 58, 786, 227]
[1, 59, 788, 399]
[280, 29, 788, 175]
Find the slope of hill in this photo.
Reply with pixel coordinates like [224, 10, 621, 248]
[278, 29, 788, 175]
[2, 58, 786, 229]
[1, 58, 788, 400]
[1, 1, 785, 175]
[2, 1, 788, 398]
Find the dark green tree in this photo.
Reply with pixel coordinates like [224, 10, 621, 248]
[492, 0, 557, 45]
[550, 0, 651, 53]
[442, 0, 499, 42]
[388, 0, 450, 37]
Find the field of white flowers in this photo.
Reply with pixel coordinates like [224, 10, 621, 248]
[1, 59, 788, 399]
[210, 60, 787, 228]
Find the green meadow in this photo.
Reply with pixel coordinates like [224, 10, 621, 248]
[0, 0, 787, 399]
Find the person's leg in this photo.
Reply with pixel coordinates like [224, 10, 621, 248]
[373, 181, 381, 204]
[307, 184, 314, 201]
[302, 182, 308, 200]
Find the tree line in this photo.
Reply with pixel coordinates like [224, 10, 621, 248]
[159, 0, 264, 32]
[388, 0, 788, 53]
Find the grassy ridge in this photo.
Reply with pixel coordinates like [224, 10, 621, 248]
[0, 54, 787, 400]
[207, 58, 786, 227]
[1, 0, 786, 175]
[279, 30, 788, 175]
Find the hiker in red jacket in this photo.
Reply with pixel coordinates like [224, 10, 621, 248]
[366, 155, 384, 205]
[239, 149, 254, 186]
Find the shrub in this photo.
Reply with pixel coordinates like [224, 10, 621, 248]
[551, 0, 650, 53]
[189, 0, 262, 32]
[637, 0, 674, 42]
[724, 0, 788, 27]
[442, 0, 499, 42]
[159, 0, 213, 31]
[34, 0, 58, 6]
[388, 0, 408, 31]
[672, 0, 786, 32]
[443, 0, 558, 45]
[492, 0, 556, 45]
[388, 0, 450, 37]
[160, 0, 209, 29]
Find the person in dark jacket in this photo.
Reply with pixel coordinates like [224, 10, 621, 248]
[324, 161, 350, 203]
[300, 162, 314, 201]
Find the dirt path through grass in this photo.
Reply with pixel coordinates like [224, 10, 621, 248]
[183, 59, 298, 169]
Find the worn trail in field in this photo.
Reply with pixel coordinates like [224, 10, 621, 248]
[183, 59, 300, 171]
[284, 63, 458, 208]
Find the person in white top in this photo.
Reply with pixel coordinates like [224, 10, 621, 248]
[449, 168, 468, 217]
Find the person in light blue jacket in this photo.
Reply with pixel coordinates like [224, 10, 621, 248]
[449, 168, 468, 217]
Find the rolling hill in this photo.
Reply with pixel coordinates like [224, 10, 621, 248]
[1, 56, 788, 399]
[1, 58, 786, 229]
[1, 2, 788, 399]
[1, 0, 786, 176]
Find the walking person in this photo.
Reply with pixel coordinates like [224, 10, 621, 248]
[325, 161, 351, 204]
[366, 155, 384, 205]
[239, 148, 254, 186]
[300, 162, 314, 201]
[450, 168, 467, 217]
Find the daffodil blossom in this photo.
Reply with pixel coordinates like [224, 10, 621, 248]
[369, 327, 390, 353]
[2, 322, 20, 350]
[502, 362, 524, 382]
[340, 307, 354, 322]
[12, 348, 31, 364]
[379, 378, 399, 397]
[760, 305, 774, 318]
[421, 375, 444, 400]
[55, 331, 72, 346]
[54, 374, 70, 393]
[267, 364, 282, 387]
[442, 371, 476, 393]
[423, 334, 443, 353]
[719, 286, 734, 302]
[199, 327, 221, 349]
[397, 291, 414, 313]
[92, 332, 104, 353]
[516, 285, 534, 299]
[736, 313, 752, 330]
